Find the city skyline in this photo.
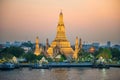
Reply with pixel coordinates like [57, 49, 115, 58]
[0, 0, 120, 45]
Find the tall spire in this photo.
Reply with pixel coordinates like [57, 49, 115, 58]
[47, 10, 74, 57]
[46, 38, 49, 50]
[34, 36, 40, 56]
[73, 36, 80, 60]
[75, 36, 79, 49]
[55, 10, 67, 41]
[79, 38, 82, 50]
[58, 10, 64, 25]
[60, 9, 62, 13]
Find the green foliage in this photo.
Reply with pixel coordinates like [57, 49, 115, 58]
[99, 47, 104, 52]
[79, 50, 90, 58]
[110, 48, 120, 60]
[23, 52, 36, 62]
[9, 46, 24, 57]
[96, 48, 112, 59]
[78, 49, 94, 62]
[21, 41, 33, 47]
[0, 53, 14, 60]
[61, 54, 67, 60]
[47, 57, 53, 62]
[54, 54, 67, 62]
[78, 49, 84, 57]
[0, 46, 24, 58]
[36, 54, 46, 60]
[58, 54, 67, 62]
[23, 52, 48, 62]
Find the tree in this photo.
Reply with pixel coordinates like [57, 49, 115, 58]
[36, 54, 45, 60]
[8, 46, 24, 57]
[59, 54, 67, 62]
[96, 48, 112, 59]
[21, 41, 33, 48]
[110, 48, 120, 60]
[0, 46, 24, 58]
[47, 57, 53, 62]
[24, 52, 36, 62]
[78, 49, 85, 57]
[0, 53, 14, 60]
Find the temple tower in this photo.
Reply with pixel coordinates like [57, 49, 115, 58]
[73, 36, 79, 60]
[47, 11, 74, 57]
[73, 37, 82, 60]
[55, 11, 66, 40]
[79, 38, 82, 51]
[46, 38, 49, 50]
[34, 36, 40, 56]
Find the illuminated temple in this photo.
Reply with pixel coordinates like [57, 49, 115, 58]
[47, 11, 74, 57]
[34, 36, 41, 56]
[34, 11, 82, 59]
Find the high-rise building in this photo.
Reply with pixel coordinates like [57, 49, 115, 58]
[47, 11, 74, 57]
[107, 41, 111, 48]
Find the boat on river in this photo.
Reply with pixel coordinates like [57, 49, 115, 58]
[92, 62, 110, 69]
[30, 63, 49, 69]
[0, 62, 15, 70]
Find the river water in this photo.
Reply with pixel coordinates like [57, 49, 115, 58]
[0, 68, 120, 80]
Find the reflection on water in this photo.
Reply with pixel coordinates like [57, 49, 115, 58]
[101, 69, 107, 80]
[0, 68, 120, 80]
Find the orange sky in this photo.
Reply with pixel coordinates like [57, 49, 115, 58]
[0, 0, 120, 45]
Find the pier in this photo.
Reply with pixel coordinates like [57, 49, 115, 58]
[16, 62, 120, 68]
[0, 62, 120, 70]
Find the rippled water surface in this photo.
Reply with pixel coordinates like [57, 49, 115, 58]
[0, 68, 120, 80]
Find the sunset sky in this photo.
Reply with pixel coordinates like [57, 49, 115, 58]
[0, 0, 120, 45]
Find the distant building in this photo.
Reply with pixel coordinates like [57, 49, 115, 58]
[0, 44, 4, 49]
[5, 42, 11, 47]
[12, 41, 22, 47]
[21, 46, 31, 53]
[92, 43, 99, 47]
[112, 44, 120, 50]
[107, 41, 111, 48]
[82, 42, 100, 52]
[92, 42, 100, 51]
[82, 44, 92, 52]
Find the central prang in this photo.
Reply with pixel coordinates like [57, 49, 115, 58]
[34, 11, 82, 60]
[47, 11, 77, 58]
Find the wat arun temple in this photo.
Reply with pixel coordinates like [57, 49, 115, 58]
[34, 11, 82, 60]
